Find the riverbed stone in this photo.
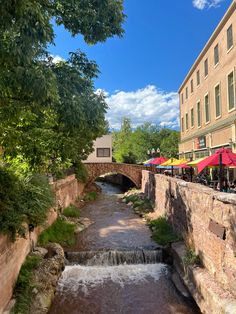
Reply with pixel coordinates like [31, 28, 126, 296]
[32, 247, 48, 258]
[29, 243, 65, 314]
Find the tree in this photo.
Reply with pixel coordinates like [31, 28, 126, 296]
[160, 131, 180, 158]
[0, 0, 125, 173]
[112, 118, 180, 163]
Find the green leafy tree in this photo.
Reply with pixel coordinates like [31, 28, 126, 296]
[112, 119, 180, 163]
[0, 0, 125, 173]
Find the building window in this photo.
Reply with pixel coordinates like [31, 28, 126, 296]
[191, 79, 193, 93]
[227, 24, 233, 51]
[185, 113, 189, 130]
[97, 148, 111, 157]
[196, 70, 200, 86]
[186, 87, 188, 99]
[214, 44, 219, 65]
[204, 58, 208, 77]
[181, 93, 184, 104]
[228, 71, 235, 110]
[190, 108, 194, 127]
[204, 94, 210, 123]
[215, 84, 221, 117]
[181, 117, 184, 132]
[197, 101, 201, 127]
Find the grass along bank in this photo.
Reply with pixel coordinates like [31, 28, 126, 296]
[123, 189, 181, 247]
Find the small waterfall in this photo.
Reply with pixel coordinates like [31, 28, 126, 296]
[66, 248, 163, 266]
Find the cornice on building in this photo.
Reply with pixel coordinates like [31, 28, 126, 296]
[178, 0, 236, 93]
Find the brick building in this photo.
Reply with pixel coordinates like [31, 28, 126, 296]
[179, 0, 236, 161]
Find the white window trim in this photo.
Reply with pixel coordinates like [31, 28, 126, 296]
[214, 82, 221, 119]
[190, 107, 194, 128]
[190, 79, 194, 94]
[204, 58, 209, 78]
[214, 44, 219, 67]
[185, 112, 189, 131]
[197, 99, 201, 128]
[227, 45, 234, 54]
[204, 92, 210, 125]
[227, 68, 236, 112]
[227, 24, 234, 53]
[196, 70, 200, 87]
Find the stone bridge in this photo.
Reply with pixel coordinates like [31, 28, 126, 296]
[84, 163, 154, 188]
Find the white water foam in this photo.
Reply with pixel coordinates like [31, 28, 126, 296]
[58, 263, 168, 295]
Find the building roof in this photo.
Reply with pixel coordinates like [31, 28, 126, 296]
[178, 0, 236, 93]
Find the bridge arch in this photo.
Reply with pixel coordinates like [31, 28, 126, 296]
[83, 163, 147, 188]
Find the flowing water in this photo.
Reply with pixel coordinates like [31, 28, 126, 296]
[49, 182, 200, 314]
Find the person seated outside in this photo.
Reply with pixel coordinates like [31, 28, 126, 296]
[217, 178, 230, 192]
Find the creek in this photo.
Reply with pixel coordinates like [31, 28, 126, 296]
[49, 182, 200, 314]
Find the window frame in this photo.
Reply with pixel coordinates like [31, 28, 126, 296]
[214, 44, 219, 66]
[204, 58, 208, 78]
[96, 148, 111, 158]
[185, 112, 189, 130]
[227, 24, 233, 52]
[227, 69, 236, 112]
[190, 107, 194, 128]
[196, 70, 200, 86]
[190, 79, 194, 94]
[214, 82, 221, 119]
[197, 100, 201, 128]
[204, 92, 210, 124]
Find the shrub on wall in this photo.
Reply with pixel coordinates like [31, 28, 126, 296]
[0, 167, 54, 241]
[74, 161, 88, 183]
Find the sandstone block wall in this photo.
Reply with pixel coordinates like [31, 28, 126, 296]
[142, 170, 236, 297]
[0, 175, 84, 313]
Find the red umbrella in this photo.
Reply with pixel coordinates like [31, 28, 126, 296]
[149, 157, 168, 165]
[198, 148, 236, 173]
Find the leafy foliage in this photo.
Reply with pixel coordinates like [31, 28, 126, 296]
[83, 191, 98, 201]
[0, 1, 125, 174]
[74, 161, 88, 183]
[63, 205, 80, 218]
[38, 218, 76, 246]
[148, 217, 180, 246]
[0, 167, 54, 240]
[183, 248, 200, 267]
[112, 118, 180, 163]
[13, 255, 42, 314]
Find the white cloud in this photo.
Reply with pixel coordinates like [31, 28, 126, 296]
[50, 55, 65, 64]
[193, 0, 224, 10]
[103, 85, 179, 130]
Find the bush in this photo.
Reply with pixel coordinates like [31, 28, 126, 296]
[13, 255, 42, 314]
[83, 191, 97, 201]
[63, 205, 80, 218]
[38, 218, 76, 246]
[124, 194, 139, 204]
[183, 248, 200, 267]
[74, 161, 88, 183]
[0, 168, 54, 241]
[148, 217, 180, 246]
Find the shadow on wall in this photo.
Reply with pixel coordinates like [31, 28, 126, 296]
[167, 181, 194, 245]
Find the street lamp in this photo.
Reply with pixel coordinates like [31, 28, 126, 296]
[147, 148, 160, 158]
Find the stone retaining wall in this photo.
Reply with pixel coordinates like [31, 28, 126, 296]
[0, 175, 84, 313]
[142, 170, 236, 313]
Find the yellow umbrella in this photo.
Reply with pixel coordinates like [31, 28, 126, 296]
[187, 157, 207, 167]
[169, 158, 189, 166]
[160, 158, 179, 166]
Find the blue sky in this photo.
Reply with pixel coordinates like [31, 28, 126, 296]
[50, 0, 232, 129]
